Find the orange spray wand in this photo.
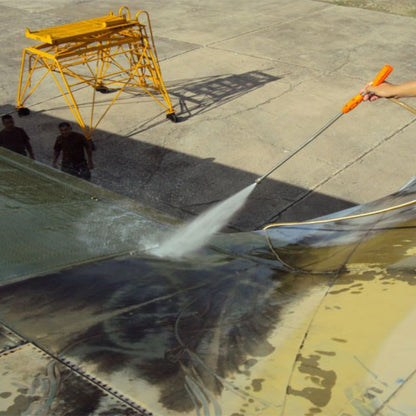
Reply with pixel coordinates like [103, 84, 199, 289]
[255, 65, 393, 184]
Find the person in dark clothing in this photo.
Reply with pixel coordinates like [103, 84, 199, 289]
[53, 122, 93, 180]
[0, 114, 35, 159]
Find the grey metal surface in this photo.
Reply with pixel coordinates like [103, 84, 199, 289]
[0, 152, 415, 415]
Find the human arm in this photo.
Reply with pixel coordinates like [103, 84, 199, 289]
[26, 141, 35, 159]
[21, 129, 35, 159]
[52, 149, 60, 168]
[52, 138, 61, 168]
[362, 80, 416, 101]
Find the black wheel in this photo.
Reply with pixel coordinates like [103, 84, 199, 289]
[95, 86, 110, 94]
[17, 107, 30, 117]
[166, 113, 178, 123]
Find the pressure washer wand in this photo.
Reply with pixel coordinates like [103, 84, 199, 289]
[255, 64, 393, 185]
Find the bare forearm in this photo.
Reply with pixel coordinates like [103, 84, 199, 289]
[365, 81, 416, 99]
[389, 81, 416, 98]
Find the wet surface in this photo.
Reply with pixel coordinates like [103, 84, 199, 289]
[0, 153, 415, 415]
[0, 153, 169, 283]
[0, 253, 295, 414]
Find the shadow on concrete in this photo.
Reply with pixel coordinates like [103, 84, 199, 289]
[123, 70, 281, 135]
[6, 70, 280, 138]
[0, 104, 17, 116]
[170, 70, 281, 118]
[2, 69, 355, 230]
[5, 114, 354, 232]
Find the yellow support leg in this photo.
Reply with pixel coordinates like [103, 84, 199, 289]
[15, 6, 177, 137]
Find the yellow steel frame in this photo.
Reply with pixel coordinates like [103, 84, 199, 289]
[16, 6, 176, 139]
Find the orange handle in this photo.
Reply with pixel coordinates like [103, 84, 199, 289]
[372, 64, 393, 87]
[342, 65, 393, 114]
[341, 93, 364, 114]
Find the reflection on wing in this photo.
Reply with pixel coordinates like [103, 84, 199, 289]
[0, 149, 415, 415]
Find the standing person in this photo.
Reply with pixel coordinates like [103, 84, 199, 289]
[362, 80, 416, 101]
[0, 114, 35, 159]
[53, 122, 93, 180]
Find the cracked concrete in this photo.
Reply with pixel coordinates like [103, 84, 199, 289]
[0, 0, 415, 231]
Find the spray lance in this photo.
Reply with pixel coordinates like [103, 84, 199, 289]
[255, 64, 393, 185]
[150, 66, 393, 259]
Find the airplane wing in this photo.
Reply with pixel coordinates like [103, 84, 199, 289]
[1, 148, 415, 416]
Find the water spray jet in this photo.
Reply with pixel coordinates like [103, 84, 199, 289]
[152, 66, 393, 259]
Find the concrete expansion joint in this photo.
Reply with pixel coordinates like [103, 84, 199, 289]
[205, 5, 332, 51]
[209, 82, 295, 125]
[374, 117, 416, 146]
[205, 44, 277, 63]
[262, 194, 311, 226]
[266, 114, 416, 224]
[157, 43, 203, 64]
[225, 85, 294, 119]
[332, 116, 416, 180]
[163, 46, 203, 62]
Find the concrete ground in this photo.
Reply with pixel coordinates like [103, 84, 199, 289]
[0, 0, 415, 231]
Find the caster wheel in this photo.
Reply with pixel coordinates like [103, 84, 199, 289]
[166, 113, 178, 123]
[95, 86, 110, 94]
[17, 107, 30, 117]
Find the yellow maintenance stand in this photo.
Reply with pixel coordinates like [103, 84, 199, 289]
[16, 6, 177, 139]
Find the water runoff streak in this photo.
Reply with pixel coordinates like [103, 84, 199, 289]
[151, 183, 257, 258]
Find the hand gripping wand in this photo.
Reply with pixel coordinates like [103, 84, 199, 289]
[255, 65, 393, 185]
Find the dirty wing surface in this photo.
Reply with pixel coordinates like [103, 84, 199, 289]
[0, 148, 415, 415]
